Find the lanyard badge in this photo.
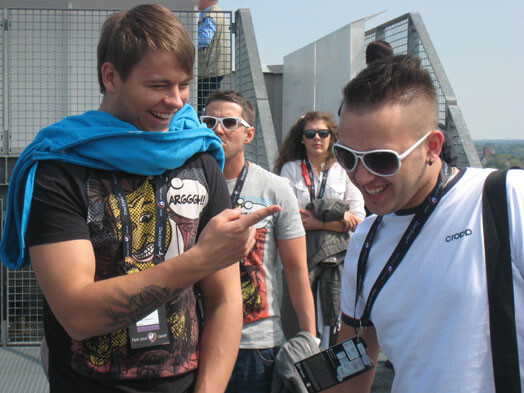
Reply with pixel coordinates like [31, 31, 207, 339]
[301, 160, 328, 201]
[111, 173, 171, 349]
[354, 163, 455, 329]
[128, 307, 170, 349]
[301, 162, 313, 188]
[231, 161, 249, 208]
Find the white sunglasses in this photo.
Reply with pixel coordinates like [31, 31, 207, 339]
[332, 131, 432, 177]
[200, 116, 250, 131]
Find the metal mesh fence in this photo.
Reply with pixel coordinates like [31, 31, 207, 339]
[365, 16, 446, 125]
[8, 9, 105, 153]
[0, 7, 232, 345]
[197, 11, 232, 115]
[3, 8, 232, 155]
[6, 267, 43, 344]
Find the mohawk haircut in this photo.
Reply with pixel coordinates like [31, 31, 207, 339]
[342, 55, 437, 113]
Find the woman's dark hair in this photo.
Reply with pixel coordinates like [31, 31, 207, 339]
[274, 111, 338, 174]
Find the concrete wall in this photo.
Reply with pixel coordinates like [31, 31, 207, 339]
[262, 65, 283, 146]
[281, 19, 365, 141]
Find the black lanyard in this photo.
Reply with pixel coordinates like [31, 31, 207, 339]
[231, 161, 249, 207]
[111, 173, 169, 272]
[303, 159, 328, 201]
[355, 164, 453, 328]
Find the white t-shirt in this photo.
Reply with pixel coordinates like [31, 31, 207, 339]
[226, 162, 305, 348]
[340, 168, 524, 393]
[280, 160, 365, 221]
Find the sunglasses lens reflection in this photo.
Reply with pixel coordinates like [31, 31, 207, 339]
[363, 152, 399, 175]
[334, 146, 356, 171]
[303, 131, 314, 139]
[304, 130, 330, 139]
[222, 117, 239, 130]
[202, 117, 217, 129]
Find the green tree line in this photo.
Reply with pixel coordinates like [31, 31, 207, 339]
[474, 140, 524, 169]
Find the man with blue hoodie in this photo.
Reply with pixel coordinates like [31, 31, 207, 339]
[0, 4, 278, 393]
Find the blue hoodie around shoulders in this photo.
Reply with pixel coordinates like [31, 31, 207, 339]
[0, 103, 224, 269]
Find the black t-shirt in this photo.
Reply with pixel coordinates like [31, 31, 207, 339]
[27, 153, 231, 392]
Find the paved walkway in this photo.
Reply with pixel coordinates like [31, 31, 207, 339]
[0, 346, 49, 393]
[0, 346, 392, 392]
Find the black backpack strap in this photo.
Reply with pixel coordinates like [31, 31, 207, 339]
[482, 169, 522, 392]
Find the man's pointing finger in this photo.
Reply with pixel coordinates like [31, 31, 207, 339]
[238, 205, 281, 228]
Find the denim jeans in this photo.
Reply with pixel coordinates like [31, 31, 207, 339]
[226, 347, 280, 393]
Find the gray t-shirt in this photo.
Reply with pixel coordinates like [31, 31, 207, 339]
[226, 162, 305, 348]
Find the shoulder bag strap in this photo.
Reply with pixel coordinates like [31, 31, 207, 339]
[483, 169, 522, 392]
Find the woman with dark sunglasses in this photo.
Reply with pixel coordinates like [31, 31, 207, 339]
[274, 111, 365, 348]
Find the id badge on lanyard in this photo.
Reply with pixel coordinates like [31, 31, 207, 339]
[111, 173, 170, 349]
[128, 307, 169, 349]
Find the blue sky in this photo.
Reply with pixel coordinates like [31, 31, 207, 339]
[221, 0, 523, 140]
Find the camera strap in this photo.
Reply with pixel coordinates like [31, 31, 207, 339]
[483, 168, 522, 392]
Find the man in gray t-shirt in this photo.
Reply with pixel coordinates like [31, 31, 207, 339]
[202, 90, 316, 393]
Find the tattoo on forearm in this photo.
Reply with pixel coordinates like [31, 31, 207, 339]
[104, 285, 176, 330]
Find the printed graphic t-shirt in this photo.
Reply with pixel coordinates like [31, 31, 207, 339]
[26, 153, 231, 392]
[226, 163, 305, 349]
